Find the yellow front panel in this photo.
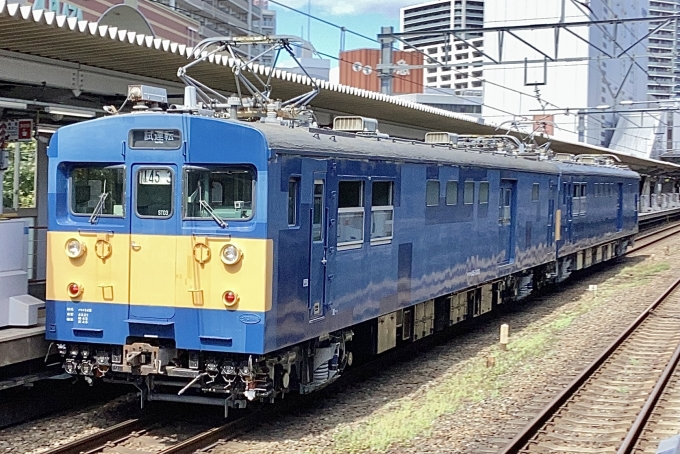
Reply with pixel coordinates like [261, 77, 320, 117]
[129, 234, 177, 308]
[47, 231, 131, 304]
[175, 236, 273, 312]
[47, 231, 272, 313]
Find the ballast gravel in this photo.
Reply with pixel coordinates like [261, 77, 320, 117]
[0, 393, 138, 454]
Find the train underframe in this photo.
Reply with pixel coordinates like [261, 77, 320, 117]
[55, 238, 631, 413]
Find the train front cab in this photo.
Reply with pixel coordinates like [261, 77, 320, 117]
[46, 114, 274, 380]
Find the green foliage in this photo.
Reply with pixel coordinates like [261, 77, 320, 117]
[2, 140, 36, 210]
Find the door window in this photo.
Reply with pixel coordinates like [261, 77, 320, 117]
[135, 167, 174, 218]
[288, 178, 299, 226]
[312, 180, 324, 242]
[498, 188, 511, 225]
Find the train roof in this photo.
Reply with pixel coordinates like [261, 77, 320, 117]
[250, 122, 640, 179]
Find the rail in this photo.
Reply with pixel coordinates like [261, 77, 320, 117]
[41, 418, 150, 454]
[501, 272, 680, 453]
[40, 407, 275, 454]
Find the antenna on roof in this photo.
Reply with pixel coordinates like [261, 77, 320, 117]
[176, 35, 320, 123]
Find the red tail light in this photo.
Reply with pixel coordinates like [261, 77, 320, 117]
[68, 282, 83, 298]
[223, 290, 238, 307]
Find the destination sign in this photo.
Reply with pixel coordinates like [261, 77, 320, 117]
[130, 129, 181, 149]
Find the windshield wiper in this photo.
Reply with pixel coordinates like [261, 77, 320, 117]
[200, 199, 227, 228]
[89, 180, 109, 224]
[197, 181, 226, 228]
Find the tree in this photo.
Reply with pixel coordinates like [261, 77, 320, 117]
[2, 140, 37, 210]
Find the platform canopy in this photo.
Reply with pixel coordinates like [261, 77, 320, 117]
[0, 0, 679, 176]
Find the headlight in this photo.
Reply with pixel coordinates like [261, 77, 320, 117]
[220, 244, 242, 265]
[65, 239, 86, 258]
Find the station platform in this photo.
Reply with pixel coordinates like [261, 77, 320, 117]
[0, 319, 51, 390]
[0, 320, 47, 368]
[639, 193, 680, 227]
[639, 207, 680, 223]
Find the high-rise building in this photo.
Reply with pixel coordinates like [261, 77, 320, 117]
[159, 0, 277, 65]
[399, 0, 484, 95]
[482, 0, 648, 150]
[648, 0, 678, 99]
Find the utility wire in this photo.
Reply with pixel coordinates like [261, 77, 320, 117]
[303, 46, 520, 118]
[308, 45, 662, 150]
[267, 0, 379, 44]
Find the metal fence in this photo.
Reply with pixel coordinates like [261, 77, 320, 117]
[27, 224, 46, 284]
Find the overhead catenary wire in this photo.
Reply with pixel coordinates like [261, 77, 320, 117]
[267, 0, 379, 44]
[269, 0, 577, 112]
[152, 0, 661, 151]
[164, 0, 651, 128]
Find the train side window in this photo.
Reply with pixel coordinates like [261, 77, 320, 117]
[479, 182, 489, 204]
[70, 165, 125, 217]
[445, 181, 458, 205]
[531, 183, 539, 202]
[288, 178, 299, 226]
[464, 181, 474, 205]
[371, 181, 394, 245]
[312, 181, 324, 242]
[338, 180, 364, 249]
[426, 180, 440, 206]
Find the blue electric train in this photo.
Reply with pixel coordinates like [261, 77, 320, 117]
[46, 89, 639, 409]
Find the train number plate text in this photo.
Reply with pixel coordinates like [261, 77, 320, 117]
[138, 169, 172, 185]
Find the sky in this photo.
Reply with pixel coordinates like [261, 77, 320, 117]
[269, 0, 416, 67]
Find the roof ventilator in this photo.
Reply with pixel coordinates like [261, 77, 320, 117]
[333, 116, 389, 138]
[425, 132, 459, 146]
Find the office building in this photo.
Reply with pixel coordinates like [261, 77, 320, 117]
[400, 0, 484, 95]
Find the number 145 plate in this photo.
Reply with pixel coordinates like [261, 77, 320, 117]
[138, 169, 172, 185]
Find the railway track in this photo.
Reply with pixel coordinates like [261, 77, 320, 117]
[500, 273, 680, 453]
[39, 407, 274, 454]
[634, 220, 680, 248]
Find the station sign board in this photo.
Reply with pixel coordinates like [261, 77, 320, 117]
[1, 119, 33, 142]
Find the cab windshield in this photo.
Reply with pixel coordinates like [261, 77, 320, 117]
[70, 165, 125, 217]
[184, 166, 255, 220]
